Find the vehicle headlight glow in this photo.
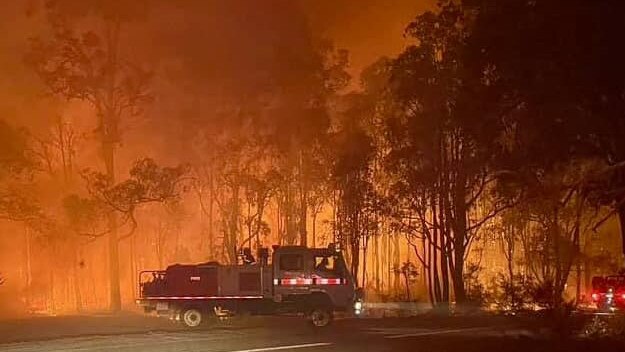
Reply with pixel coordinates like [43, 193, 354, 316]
[354, 300, 363, 315]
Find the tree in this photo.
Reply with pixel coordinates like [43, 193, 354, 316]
[265, 44, 349, 247]
[332, 110, 378, 286]
[81, 158, 188, 240]
[241, 168, 281, 251]
[0, 120, 40, 222]
[386, 0, 518, 307]
[510, 162, 600, 307]
[27, 0, 152, 310]
[467, 0, 625, 265]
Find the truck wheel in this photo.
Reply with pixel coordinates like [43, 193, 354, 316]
[181, 308, 203, 328]
[309, 308, 332, 327]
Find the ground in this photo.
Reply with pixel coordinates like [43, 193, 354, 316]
[0, 313, 622, 352]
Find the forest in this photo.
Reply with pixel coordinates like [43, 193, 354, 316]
[1, 0, 625, 316]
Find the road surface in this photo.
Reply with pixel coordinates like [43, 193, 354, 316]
[0, 313, 619, 352]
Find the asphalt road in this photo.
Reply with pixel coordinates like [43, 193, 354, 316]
[0, 313, 620, 352]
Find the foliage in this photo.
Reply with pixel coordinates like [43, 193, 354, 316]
[463, 263, 488, 307]
[528, 279, 558, 310]
[27, 0, 155, 311]
[81, 158, 189, 238]
[385, 0, 519, 307]
[26, 23, 152, 145]
[332, 111, 380, 284]
[0, 189, 41, 223]
[489, 274, 534, 312]
[468, 0, 625, 261]
[0, 120, 41, 222]
[392, 261, 419, 301]
[0, 120, 34, 178]
[583, 316, 625, 341]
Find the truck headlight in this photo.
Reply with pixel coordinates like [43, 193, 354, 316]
[354, 300, 363, 315]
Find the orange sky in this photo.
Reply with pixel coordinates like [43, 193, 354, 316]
[303, 0, 434, 85]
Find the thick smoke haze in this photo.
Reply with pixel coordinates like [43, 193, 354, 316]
[0, 0, 436, 315]
[302, 0, 433, 83]
[1, 0, 617, 321]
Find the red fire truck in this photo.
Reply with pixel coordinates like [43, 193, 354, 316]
[136, 244, 362, 327]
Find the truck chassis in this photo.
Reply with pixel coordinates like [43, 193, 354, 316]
[136, 245, 361, 327]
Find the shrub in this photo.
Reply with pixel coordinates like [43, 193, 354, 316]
[489, 274, 534, 312]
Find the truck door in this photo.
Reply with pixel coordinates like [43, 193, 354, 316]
[273, 250, 312, 292]
[311, 251, 354, 308]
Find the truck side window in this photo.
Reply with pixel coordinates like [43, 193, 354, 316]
[279, 254, 304, 271]
[314, 256, 336, 273]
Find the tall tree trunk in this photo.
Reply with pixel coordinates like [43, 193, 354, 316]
[129, 234, 137, 299]
[386, 232, 391, 292]
[424, 236, 434, 306]
[350, 214, 360, 286]
[156, 225, 164, 268]
[440, 236, 450, 305]
[382, 230, 388, 292]
[451, 170, 468, 306]
[552, 209, 564, 308]
[299, 189, 308, 247]
[452, 245, 466, 305]
[506, 225, 515, 281]
[24, 227, 32, 308]
[285, 184, 297, 245]
[103, 18, 122, 312]
[103, 141, 121, 311]
[374, 232, 380, 291]
[404, 272, 411, 301]
[432, 230, 442, 304]
[255, 203, 266, 250]
[229, 185, 240, 264]
[73, 244, 83, 312]
[362, 233, 368, 288]
[393, 232, 400, 294]
[583, 236, 592, 299]
[311, 212, 317, 248]
[208, 173, 214, 259]
[276, 201, 283, 245]
[618, 203, 625, 266]
[49, 267, 55, 314]
[332, 191, 337, 245]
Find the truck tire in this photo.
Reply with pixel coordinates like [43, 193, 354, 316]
[309, 308, 333, 327]
[181, 308, 203, 328]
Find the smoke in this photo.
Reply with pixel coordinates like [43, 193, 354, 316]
[301, 0, 434, 84]
[0, 0, 435, 316]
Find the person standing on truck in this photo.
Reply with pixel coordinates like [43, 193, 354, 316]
[315, 257, 330, 272]
[243, 248, 256, 265]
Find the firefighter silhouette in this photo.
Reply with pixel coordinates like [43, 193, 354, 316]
[315, 257, 331, 273]
[242, 248, 256, 265]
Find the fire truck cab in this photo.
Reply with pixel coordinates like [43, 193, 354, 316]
[136, 244, 361, 328]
